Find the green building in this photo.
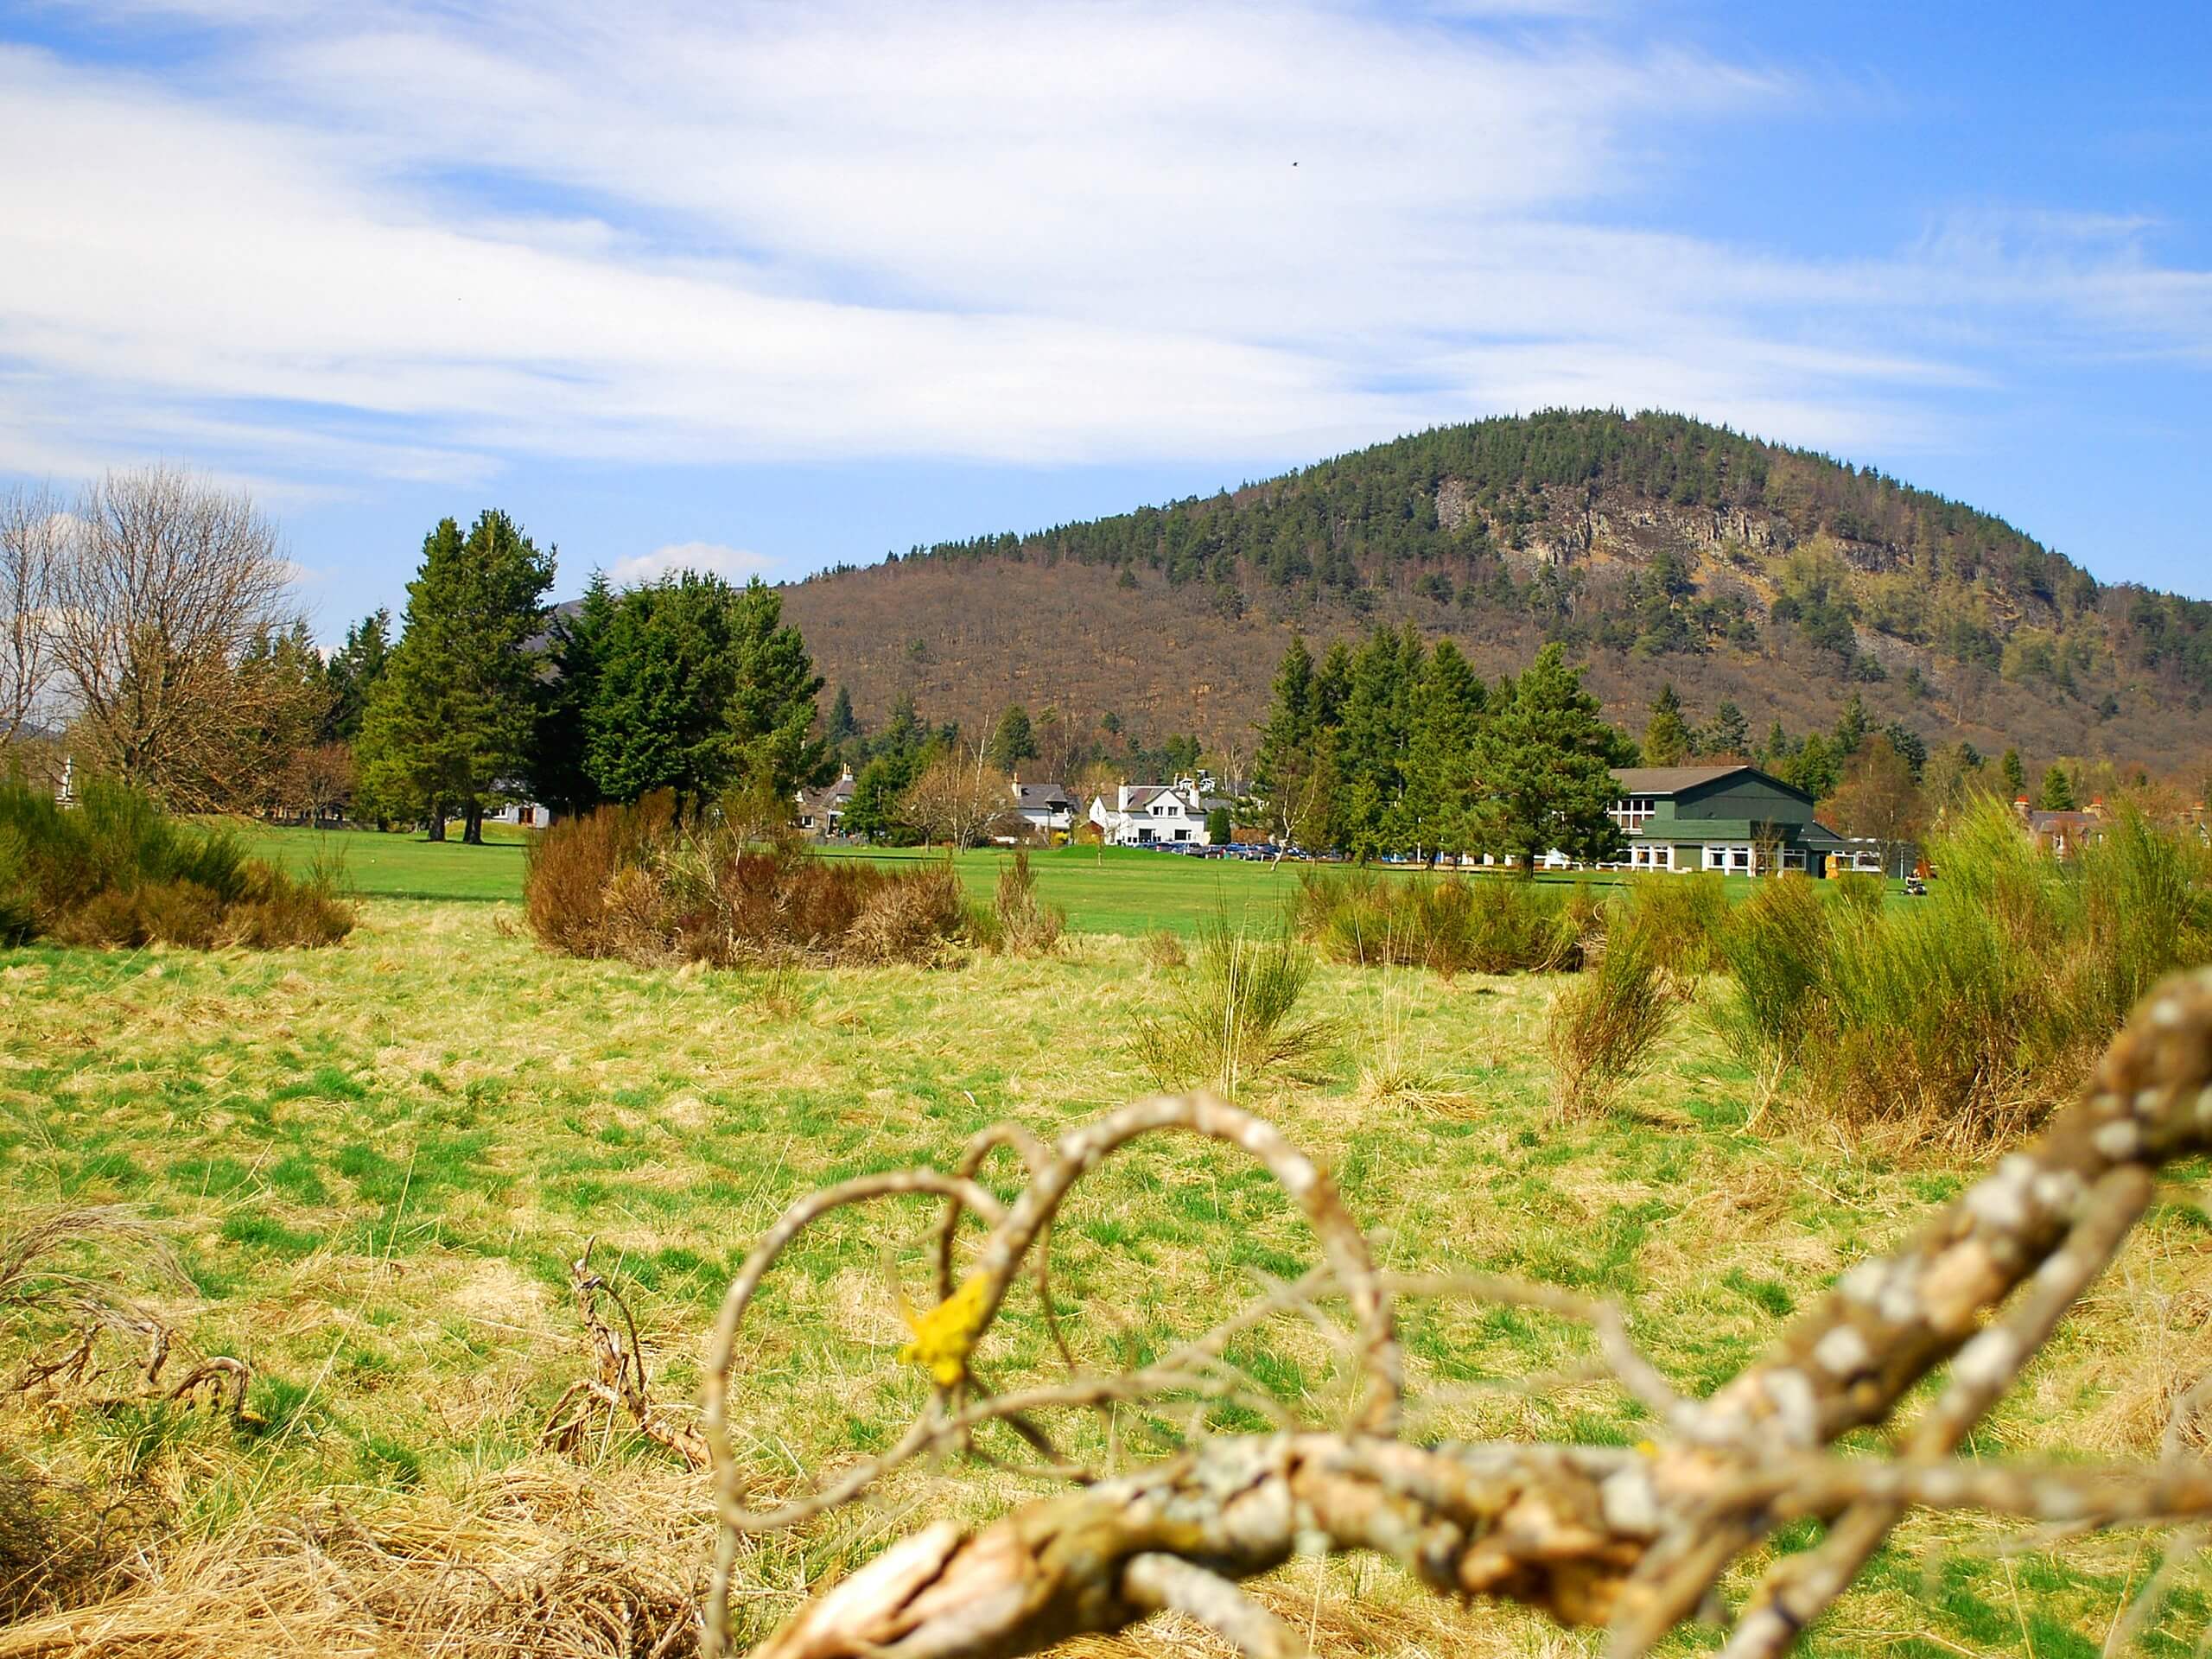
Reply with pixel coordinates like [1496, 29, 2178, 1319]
[1608, 765, 1847, 874]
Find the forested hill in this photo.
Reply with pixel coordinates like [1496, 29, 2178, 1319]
[780, 410, 2212, 770]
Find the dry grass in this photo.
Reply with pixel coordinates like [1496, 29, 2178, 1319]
[0, 898, 2205, 1656]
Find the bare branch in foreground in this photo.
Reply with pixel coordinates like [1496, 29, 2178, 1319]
[543, 1240, 709, 1470]
[705, 967, 2212, 1659]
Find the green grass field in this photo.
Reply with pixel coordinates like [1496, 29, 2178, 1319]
[241, 827, 1808, 933]
[0, 886, 2198, 1657]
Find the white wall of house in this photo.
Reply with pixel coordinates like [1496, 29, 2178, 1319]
[1087, 780, 1218, 846]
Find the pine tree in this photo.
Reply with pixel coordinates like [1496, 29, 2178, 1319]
[321, 609, 391, 742]
[582, 572, 825, 808]
[1253, 636, 1324, 848]
[1335, 626, 1421, 858]
[357, 511, 554, 843]
[2039, 764, 2077, 811]
[531, 572, 613, 817]
[2000, 747, 2027, 800]
[1703, 699, 1751, 759]
[1467, 644, 1624, 874]
[1833, 691, 1870, 759]
[1397, 639, 1486, 861]
[826, 684, 861, 747]
[986, 705, 1039, 774]
[1642, 683, 1693, 766]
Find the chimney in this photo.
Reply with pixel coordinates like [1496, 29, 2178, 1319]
[2013, 795, 2031, 813]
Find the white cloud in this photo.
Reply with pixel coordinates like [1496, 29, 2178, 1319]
[0, 1, 2204, 501]
[607, 542, 772, 588]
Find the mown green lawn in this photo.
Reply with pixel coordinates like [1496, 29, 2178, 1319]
[239, 828, 1857, 934]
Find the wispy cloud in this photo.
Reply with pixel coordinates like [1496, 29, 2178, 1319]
[607, 541, 771, 587]
[0, 1, 2206, 502]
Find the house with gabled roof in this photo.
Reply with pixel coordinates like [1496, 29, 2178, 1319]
[1087, 778, 1224, 847]
[1007, 780, 1077, 841]
[796, 769, 857, 837]
[1606, 764, 1849, 875]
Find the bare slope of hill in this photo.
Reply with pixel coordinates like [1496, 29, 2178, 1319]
[781, 410, 2212, 769]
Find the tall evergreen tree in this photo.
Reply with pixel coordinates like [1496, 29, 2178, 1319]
[321, 609, 391, 742]
[357, 511, 554, 843]
[579, 571, 825, 808]
[986, 705, 1039, 774]
[1334, 626, 1422, 859]
[1396, 639, 1486, 861]
[531, 572, 613, 817]
[1702, 699, 1751, 759]
[2000, 747, 2028, 799]
[2039, 763, 2077, 811]
[1833, 690, 1870, 759]
[1467, 644, 1624, 874]
[1642, 683, 1693, 766]
[1253, 636, 1328, 848]
[825, 684, 861, 747]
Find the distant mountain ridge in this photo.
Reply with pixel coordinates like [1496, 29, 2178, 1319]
[779, 410, 2212, 771]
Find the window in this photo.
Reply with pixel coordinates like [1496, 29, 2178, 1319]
[1608, 795, 1659, 832]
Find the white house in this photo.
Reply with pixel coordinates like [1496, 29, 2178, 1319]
[1087, 779, 1221, 847]
[1007, 781, 1077, 840]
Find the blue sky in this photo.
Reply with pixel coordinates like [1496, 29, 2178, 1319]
[2, 0, 2207, 634]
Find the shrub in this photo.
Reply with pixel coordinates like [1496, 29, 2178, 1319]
[1296, 870, 1582, 976]
[0, 775, 352, 950]
[523, 797, 968, 968]
[1718, 797, 2212, 1144]
[1135, 911, 1334, 1095]
[1611, 873, 1730, 977]
[976, 851, 1064, 957]
[1710, 874, 1834, 1074]
[1142, 928, 1186, 970]
[1547, 928, 1676, 1117]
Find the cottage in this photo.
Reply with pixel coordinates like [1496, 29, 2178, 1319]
[1008, 781, 1077, 840]
[796, 770, 857, 837]
[2016, 796, 2107, 859]
[1605, 765, 1848, 875]
[1087, 779, 1222, 847]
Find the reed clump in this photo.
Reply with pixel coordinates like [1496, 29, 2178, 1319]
[1715, 795, 2212, 1143]
[1546, 927, 1677, 1117]
[1135, 910, 1335, 1094]
[1294, 868, 1586, 977]
[0, 775, 353, 950]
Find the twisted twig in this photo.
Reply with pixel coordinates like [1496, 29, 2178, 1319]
[706, 968, 2212, 1659]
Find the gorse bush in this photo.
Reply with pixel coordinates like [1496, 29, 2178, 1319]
[523, 793, 967, 967]
[969, 850, 1064, 957]
[1135, 911, 1335, 1095]
[1611, 873, 1730, 977]
[1295, 869, 1586, 977]
[0, 776, 352, 950]
[1546, 929, 1677, 1118]
[1716, 796, 2212, 1143]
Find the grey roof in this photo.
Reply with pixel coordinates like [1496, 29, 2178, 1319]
[1122, 785, 1170, 808]
[1014, 782, 1072, 808]
[1610, 764, 1761, 795]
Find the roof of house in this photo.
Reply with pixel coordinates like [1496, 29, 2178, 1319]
[1121, 785, 1172, 809]
[1014, 782, 1072, 809]
[1610, 764, 1763, 795]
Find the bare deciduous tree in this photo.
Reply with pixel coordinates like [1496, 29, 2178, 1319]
[48, 466, 312, 810]
[696, 969, 2212, 1659]
[899, 747, 1013, 848]
[0, 482, 66, 748]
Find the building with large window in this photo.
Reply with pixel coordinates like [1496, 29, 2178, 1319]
[1606, 765, 1849, 874]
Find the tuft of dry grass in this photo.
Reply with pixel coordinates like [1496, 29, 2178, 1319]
[1544, 931, 1676, 1119]
[1134, 912, 1336, 1095]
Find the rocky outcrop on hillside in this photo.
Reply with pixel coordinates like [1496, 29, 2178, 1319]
[781, 410, 2212, 771]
